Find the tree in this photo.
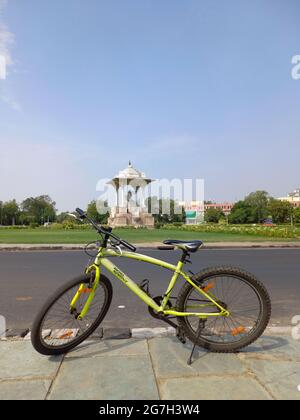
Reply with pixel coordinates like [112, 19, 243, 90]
[0, 201, 3, 225]
[244, 190, 270, 223]
[228, 201, 253, 224]
[267, 199, 293, 224]
[229, 191, 272, 224]
[21, 195, 56, 225]
[56, 212, 74, 223]
[86, 200, 109, 224]
[147, 197, 185, 224]
[293, 206, 300, 223]
[204, 207, 225, 223]
[2, 200, 20, 225]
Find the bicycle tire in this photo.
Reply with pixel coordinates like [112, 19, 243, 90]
[31, 274, 113, 355]
[176, 266, 271, 352]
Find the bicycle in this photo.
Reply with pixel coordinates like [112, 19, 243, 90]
[31, 208, 271, 364]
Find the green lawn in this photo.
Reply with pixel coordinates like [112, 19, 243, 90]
[0, 228, 299, 244]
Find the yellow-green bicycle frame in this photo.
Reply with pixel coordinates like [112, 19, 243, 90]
[70, 247, 230, 320]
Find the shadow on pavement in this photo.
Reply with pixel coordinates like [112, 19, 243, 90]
[46, 334, 290, 364]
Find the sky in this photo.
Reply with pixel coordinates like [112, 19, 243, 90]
[0, 0, 299, 212]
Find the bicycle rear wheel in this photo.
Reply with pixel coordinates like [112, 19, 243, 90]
[176, 266, 271, 352]
[31, 274, 112, 355]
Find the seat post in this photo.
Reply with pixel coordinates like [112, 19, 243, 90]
[180, 250, 190, 263]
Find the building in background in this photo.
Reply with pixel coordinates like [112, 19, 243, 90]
[179, 201, 234, 225]
[204, 202, 234, 215]
[179, 201, 205, 225]
[278, 188, 300, 208]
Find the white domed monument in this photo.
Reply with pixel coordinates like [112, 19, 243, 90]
[107, 162, 155, 227]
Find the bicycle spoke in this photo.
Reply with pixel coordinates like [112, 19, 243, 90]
[39, 281, 107, 348]
[184, 273, 262, 346]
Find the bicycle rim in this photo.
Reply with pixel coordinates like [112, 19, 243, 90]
[38, 279, 108, 349]
[184, 274, 263, 346]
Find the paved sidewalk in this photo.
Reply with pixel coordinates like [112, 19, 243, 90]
[0, 334, 299, 400]
[1, 241, 300, 251]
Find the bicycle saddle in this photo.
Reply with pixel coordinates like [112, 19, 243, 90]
[163, 239, 203, 253]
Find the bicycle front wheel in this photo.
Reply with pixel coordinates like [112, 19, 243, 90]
[31, 274, 112, 355]
[176, 266, 271, 352]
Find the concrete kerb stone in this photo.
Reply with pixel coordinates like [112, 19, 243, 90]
[5, 328, 29, 339]
[1, 326, 293, 341]
[131, 327, 176, 338]
[1, 242, 300, 252]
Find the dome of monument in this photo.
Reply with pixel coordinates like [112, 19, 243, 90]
[117, 162, 145, 179]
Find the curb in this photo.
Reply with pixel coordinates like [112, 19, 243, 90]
[1, 242, 300, 251]
[0, 326, 293, 341]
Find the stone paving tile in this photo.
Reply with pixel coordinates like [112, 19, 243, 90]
[238, 337, 265, 353]
[0, 379, 51, 400]
[245, 359, 300, 400]
[65, 339, 148, 359]
[148, 337, 246, 378]
[238, 335, 300, 361]
[0, 341, 62, 380]
[49, 355, 159, 400]
[159, 376, 272, 400]
[0, 336, 299, 400]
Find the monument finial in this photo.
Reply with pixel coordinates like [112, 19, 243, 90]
[128, 160, 132, 167]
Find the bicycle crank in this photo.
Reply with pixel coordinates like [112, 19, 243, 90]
[148, 296, 173, 319]
[148, 296, 187, 345]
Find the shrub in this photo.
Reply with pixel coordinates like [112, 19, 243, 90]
[0, 225, 29, 230]
[29, 222, 39, 229]
[62, 220, 75, 230]
[154, 222, 163, 229]
[48, 223, 65, 230]
[161, 223, 300, 239]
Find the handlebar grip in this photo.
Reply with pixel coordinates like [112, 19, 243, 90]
[120, 240, 136, 252]
[76, 208, 86, 218]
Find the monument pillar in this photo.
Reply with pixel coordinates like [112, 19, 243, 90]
[107, 162, 155, 228]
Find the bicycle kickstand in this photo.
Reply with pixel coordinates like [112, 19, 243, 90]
[187, 319, 204, 366]
[176, 327, 186, 344]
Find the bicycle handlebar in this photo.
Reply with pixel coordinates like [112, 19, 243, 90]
[117, 239, 137, 253]
[75, 208, 86, 218]
[75, 208, 137, 252]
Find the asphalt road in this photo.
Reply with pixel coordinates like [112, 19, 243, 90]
[0, 249, 299, 330]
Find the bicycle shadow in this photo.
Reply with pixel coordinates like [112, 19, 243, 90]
[239, 335, 289, 353]
[175, 334, 290, 365]
[48, 334, 290, 364]
[56, 338, 147, 361]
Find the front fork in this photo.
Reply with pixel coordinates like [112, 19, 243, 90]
[69, 264, 100, 320]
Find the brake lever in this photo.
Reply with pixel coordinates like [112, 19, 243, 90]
[115, 245, 123, 255]
[108, 240, 123, 255]
[67, 213, 82, 223]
